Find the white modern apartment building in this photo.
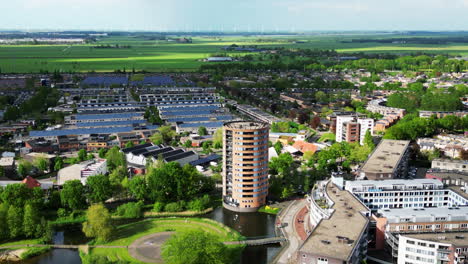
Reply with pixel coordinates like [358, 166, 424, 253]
[397, 233, 468, 264]
[336, 115, 374, 145]
[345, 179, 468, 210]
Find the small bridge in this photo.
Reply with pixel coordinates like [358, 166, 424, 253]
[225, 237, 286, 246]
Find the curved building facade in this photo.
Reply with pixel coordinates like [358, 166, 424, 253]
[222, 121, 269, 212]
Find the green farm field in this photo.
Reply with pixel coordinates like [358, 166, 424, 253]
[0, 33, 467, 73]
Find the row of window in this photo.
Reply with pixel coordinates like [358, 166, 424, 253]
[404, 254, 434, 263]
[406, 246, 435, 256]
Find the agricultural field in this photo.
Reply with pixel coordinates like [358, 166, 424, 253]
[0, 33, 467, 73]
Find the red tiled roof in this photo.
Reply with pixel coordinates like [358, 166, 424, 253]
[293, 141, 318, 154]
[22, 176, 41, 189]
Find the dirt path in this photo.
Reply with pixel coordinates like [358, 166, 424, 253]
[128, 232, 174, 264]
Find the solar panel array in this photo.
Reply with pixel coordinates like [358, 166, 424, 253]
[82, 76, 129, 86]
[189, 154, 221, 166]
[76, 112, 142, 121]
[160, 105, 220, 113]
[30, 125, 159, 137]
[178, 122, 224, 128]
[76, 120, 147, 127]
[131, 76, 176, 86]
[167, 115, 233, 123]
[161, 110, 215, 117]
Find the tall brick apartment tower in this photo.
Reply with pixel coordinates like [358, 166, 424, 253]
[222, 121, 270, 212]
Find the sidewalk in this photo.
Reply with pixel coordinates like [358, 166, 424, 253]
[276, 199, 307, 264]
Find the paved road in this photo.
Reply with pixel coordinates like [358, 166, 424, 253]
[276, 199, 307, 264]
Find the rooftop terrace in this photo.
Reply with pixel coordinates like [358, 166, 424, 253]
[300, 181, 369, 261]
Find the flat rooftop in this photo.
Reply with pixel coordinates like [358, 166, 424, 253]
[299, 182, 369, 261]
[346, 178, 443, 190]
[360, 139, 410, 176]
[224, 121, 269, 130]
[402, 232, 468, 247]
[377, 207, 468, 220]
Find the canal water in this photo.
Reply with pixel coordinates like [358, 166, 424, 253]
[19, 208, 281, 264]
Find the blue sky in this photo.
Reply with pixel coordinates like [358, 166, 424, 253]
[2, 0, 467, 31]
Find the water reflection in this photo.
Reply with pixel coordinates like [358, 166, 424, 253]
[205, 207, 282, 264]
[18, 208, 281, 264]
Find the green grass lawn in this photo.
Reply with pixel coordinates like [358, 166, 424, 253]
[1, 34, 467, 73]
[258, 205, 280, 215]
[318, 132, 336, 143]
[84, 217, 244, 264]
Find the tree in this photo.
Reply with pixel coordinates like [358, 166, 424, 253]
[363, 130, 375, 149]
[183, 140, 192, 148]
[53, 156, 64, 171]
[161, 231, 229, 264]
[7, 206, 23, 238]
[151, 126, 176, 144]
[281, 185, 295, 199]
[273, 141, 283, 155]
[78, 149, 87, 162]
[146, 162, 213, 203]
[61, 180, 86, 210]
[213, 128, 223, 148]
[82, 203, 114, 242]
[198, 126, 208, 136]
[1, 183, 31, 208]
[86, 174, 112, 203]
[109, 166, 127, 186]
[34, 156, 49, 173]
[98, 148, 108, 159]
[125, 141, 134, 148]
[128, 176, 147, 201]
[17, 160, 33, 178]
[105, 146, 126, 172]
[0, 204, 9, 240]
[116, 202, 143, 218]
[23, 203, 39, 238]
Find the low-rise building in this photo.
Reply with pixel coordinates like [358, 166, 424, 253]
[57, 159, 108, 185]
[372, 207, 468, 252]
[0, 157, 15, 171]
[122, 143, 199, 173]
[25, 138, 57, 153]
[57, 135, 81, 152]
[298, 180, 370, 264]
[419, 110, 468, 118]
[336, 114, 374, 145]
[359, 139, 410, 180]
[345, 179, 468, 211]
[417, 135, 468, 160]
[431, 159, 468, 174]
[397, 233, 468, 264]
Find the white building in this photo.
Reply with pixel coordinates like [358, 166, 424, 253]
[57, 159, 108, 185]
[397, 233, 468, 264]
[345, 179, 468, 210]
[336, 115, 374, 145]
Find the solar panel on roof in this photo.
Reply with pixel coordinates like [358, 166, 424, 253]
[122, 143, 153, 153]
[189, 154, 221, 166]
[165, 151, 197, 162]
[179, 122, 224, 128]
[82, 76, 128, 86]
[76, 112, 142, 121]
[76, 120, 146, 127]
[29, 125, 159, 137]
[142, 147, 174, 157]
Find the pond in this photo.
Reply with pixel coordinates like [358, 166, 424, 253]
[20, 208, 281, 264]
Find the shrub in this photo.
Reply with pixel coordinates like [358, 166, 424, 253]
[116, 202, 143, 218]
[153, 202, 165, 212]
[188, 195, 211, 212]
[164, 202, 184, 212]
[57, 208, 68, 218]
